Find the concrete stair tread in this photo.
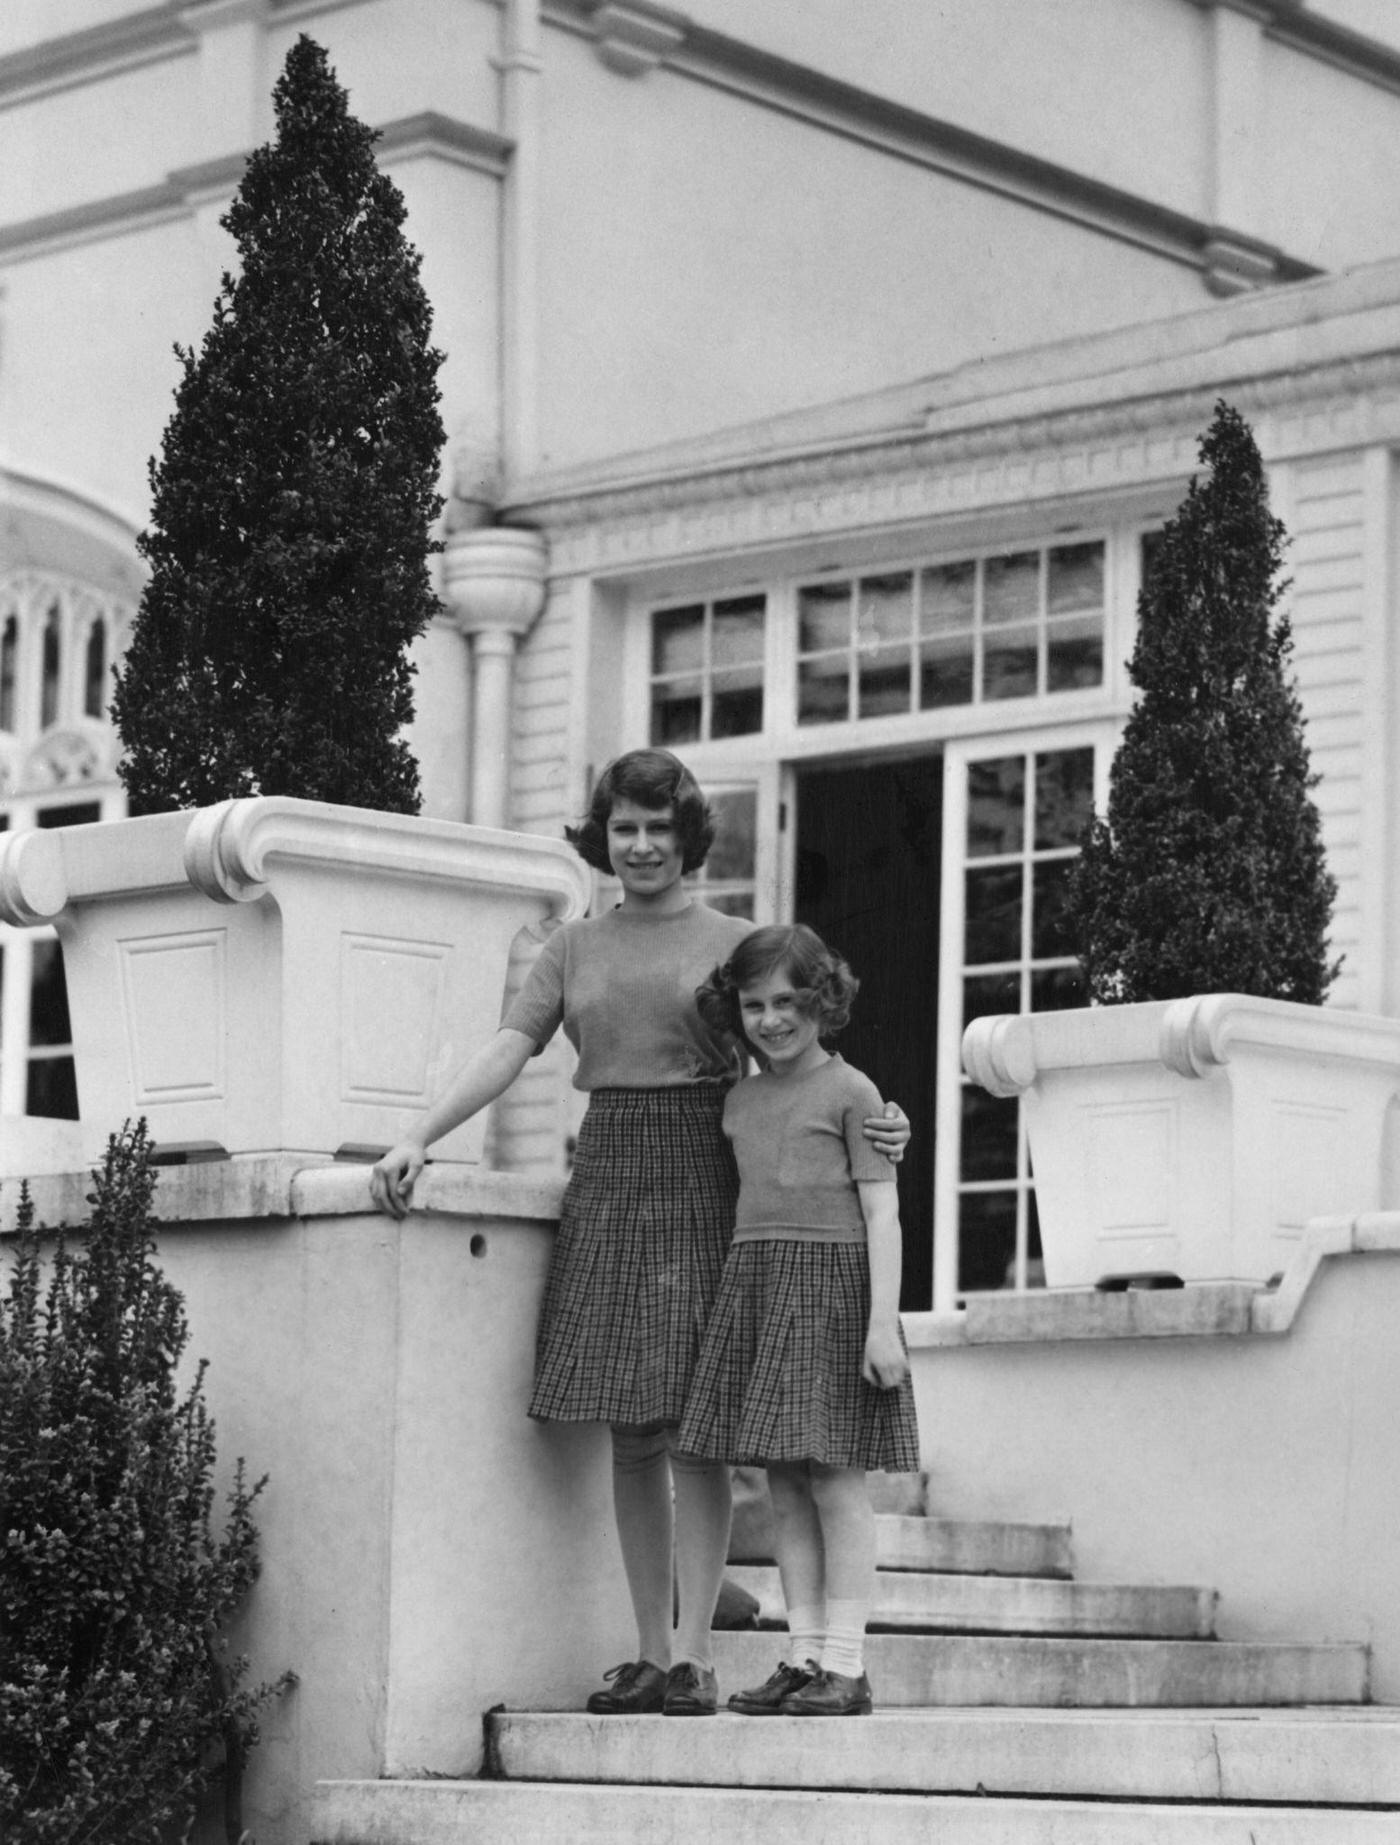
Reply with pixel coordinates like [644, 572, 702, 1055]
[871, 1512, 1073, 1578]
[727, 1561, 1217, 1636]
[313, 1778, 1400, 1843]
[712, 1630, 1370, 1707]
[489, 1706, 1400, 1804]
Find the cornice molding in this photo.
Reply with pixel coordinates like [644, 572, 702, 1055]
[547, 0, 1316, 286]
[0, 113, 509, 265]
[511, 351, 1400, 575]
[590, 1, 685, 76]
[0, 0, 372, 108]
[0, 6, 190, 109]
[375, 112, 511, 177]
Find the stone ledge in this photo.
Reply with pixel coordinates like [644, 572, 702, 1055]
[0, 1156, 564, 1234]
[905, 1213, 1400, 1348]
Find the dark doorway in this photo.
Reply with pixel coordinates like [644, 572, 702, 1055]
[793, 754, 942, 1310]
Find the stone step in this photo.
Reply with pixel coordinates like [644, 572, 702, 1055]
[313, 1778, 1400, 1843]
[712, 1630, 1369, 1707]
[488, 1707, 1400, 1805]
[727, 1563, 1215, 1637]
[874, 1511, 1073, 1578]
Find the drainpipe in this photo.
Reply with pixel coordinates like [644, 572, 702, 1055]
[499, 0, 543, 481]
[442, 525, 548, 829]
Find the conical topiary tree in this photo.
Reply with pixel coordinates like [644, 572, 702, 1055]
[112, 34, 445, 814]
[1070, 399, 1338, 1005]
[0, 1124, 292, 1842]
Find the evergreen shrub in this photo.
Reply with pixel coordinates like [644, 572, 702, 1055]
[1071, 400, 1338, 1005]
[112, 34, 446, 815]
[0, 1123, 291, 1843]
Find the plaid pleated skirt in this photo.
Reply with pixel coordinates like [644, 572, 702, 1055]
[528, 1084, 738, 1427]
[677, 1239, 921, 1472]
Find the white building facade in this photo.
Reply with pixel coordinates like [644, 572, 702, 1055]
[5, 0, 1400, 1307]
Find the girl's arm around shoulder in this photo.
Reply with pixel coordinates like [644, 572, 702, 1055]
[369, 1028, 536, 1219]
[843, 1061, 912, 1165]
[857, 1179, 908, 1390]
[840, 1064, 907, 1177]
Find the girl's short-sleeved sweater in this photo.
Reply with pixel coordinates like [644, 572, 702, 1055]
[500, 900, 751, 1090]
[724, 1053, 895, 1244]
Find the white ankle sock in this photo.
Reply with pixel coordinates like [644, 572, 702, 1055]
[786, 1602, 825, 1670]
[820, 1599, 867, 1678]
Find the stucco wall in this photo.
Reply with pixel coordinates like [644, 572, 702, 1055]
[12, 1166, 636, 1845]
[910, 1249, 1400, 1703]
[531, 23, 1205, 470]
[684, 0, 1212, 218]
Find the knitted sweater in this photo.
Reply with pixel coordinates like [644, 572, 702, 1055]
[501, 901, 751, 1090]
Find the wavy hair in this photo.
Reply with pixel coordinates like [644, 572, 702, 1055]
[697, 923, 859, 1047]
[565, 749, 716, 874]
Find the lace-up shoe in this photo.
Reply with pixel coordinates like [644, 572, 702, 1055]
[727, 1659, 816, 1715]
[662, 1661, 718, 1715]
[779, 1666, 873, 1716]
[585, 1660, 667, 1714]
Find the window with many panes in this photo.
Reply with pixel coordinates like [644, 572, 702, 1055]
[795, 539, 1104, 726]
[940, 743, 1098, 1297]
[649, 595, 766, 746]
[0, 570, 129, 1123]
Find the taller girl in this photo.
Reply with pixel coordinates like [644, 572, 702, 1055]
[370, 749, 907, 1717]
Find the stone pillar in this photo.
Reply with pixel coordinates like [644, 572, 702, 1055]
[442, 525, 548, 829]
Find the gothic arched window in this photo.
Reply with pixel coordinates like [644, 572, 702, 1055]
[84, 619, 107, 719]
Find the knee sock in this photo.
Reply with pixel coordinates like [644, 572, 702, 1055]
[669, 1447, 732, 1672]
[820, 1598, 868, 1678]
[810, 1466, 874, 1679]
[767, 1462, 827, 1670]
[785, 1603, 826, 1669]
[610, 1425, 674, 1670]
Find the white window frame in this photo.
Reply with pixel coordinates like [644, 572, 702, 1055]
[929, 719, 1118, 1314]
[0, 787, 124, 1119]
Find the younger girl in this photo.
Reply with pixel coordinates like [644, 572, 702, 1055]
[679, 924, 920, 1717]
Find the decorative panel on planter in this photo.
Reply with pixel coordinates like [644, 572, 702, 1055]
[0, 798, 591, 1165]
[962, 995, 1400, 1288]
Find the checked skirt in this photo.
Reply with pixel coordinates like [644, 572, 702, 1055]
[528, 1084, 738, 1427]
[677, 1239, 921, 1472]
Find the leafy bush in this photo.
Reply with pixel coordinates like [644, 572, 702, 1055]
[1071, 400, 1338, 1004]
[0, 1123, 291, 1843]
[112, 34, 446, 815]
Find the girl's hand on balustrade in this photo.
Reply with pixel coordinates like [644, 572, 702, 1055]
[370, 1141, 426, 1219]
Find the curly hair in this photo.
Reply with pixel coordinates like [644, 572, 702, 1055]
[564, 749, 716, 874]
[697, 923, 859, 1047]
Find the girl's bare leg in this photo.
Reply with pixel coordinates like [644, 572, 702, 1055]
[809, 1462, 874, 1678]
[766, 1460, 826, 1666]
[610, 1424, 674, 1669]
[670, 1445, 732, 1671]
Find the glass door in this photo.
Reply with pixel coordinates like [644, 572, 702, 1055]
[931, 728, 1111, 1310]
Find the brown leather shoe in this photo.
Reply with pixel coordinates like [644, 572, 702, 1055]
[727, 1659, 816, 1716]
[585, 1660, 667, 1714]
[662, 1661, 718, 1715]
[779, 1667, 873, 1716]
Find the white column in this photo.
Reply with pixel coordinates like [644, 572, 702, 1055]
[177, 0, 270, 158]
[498, 0, 544, 480]
[468, 629, 518, 832]
[1201, 1, 1275, 295]
[442, 526, 549, 830]
[1209, 2, 1263, 230]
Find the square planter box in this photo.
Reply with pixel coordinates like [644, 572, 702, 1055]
[962, 995, 1400, 1288]
[0, 797, 591, 1165]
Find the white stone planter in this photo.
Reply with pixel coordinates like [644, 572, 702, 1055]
[0, 798, 590, 1165]
[962, 995, 1400, 1288]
